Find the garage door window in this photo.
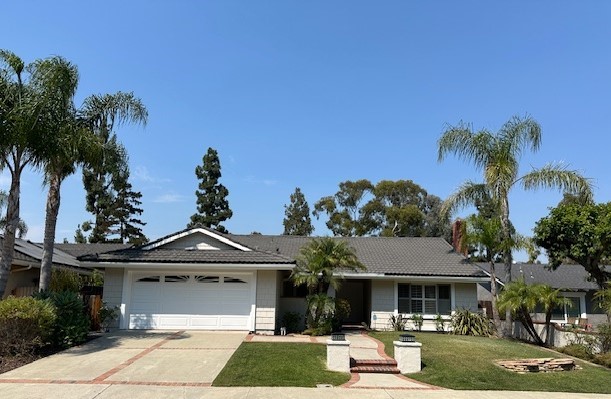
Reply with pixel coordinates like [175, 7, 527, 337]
[224, 277, 247, 284]
[165, 275, 189, 283]
[137, 276, 160, 282]
[194, 275, 219, 283]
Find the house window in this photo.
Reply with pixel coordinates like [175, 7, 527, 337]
[397, 284, 451, 315]
[550, 296, 582, 321]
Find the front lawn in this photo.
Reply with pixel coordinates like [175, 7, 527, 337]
[372, 331, 611, 393]
[213, 342, 350, 387]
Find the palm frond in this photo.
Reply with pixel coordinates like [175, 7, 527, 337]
[441, 181, 490, 218]
[519, 162, 593, 202]
[437, 122, 494, 170]
[497, 114, 542, 159]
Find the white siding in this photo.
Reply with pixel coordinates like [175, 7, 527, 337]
[370, 280, 395, 330]
[5, 268, 39, 299]
[103, 268, 124, 328]
[255, 270, 277, 334]
[454, 283, 478, 311]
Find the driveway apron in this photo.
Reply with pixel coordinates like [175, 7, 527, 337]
[0, 330, 246, 386]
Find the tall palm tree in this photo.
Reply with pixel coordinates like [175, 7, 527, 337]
[438, 115, 593, 335]
[37, 57, 104, 291]
[0, 50, 59, 297]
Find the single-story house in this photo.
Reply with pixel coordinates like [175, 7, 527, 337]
[60, 227, 488, 334]
[2, 237, 95, 298]
[477, 262, 609, 328]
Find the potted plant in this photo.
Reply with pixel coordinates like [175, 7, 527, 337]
[98, 302, 119, 332]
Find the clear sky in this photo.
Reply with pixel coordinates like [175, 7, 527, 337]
[2, 1, 610, 261]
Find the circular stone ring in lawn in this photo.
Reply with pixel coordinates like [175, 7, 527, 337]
[497, 358, 582, 373]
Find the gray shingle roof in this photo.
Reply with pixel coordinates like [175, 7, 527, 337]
[0, 237, 79, 267]
[477, 262, 602, 291]
[228, 235, 486, 277]
[79, 248, 295, 265]
[55, 243, 133, 258]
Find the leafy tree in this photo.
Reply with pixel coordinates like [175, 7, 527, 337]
[283, 187, 314, 236]
[313, 179, 448, 238]
[81, 93, 148, 243]
[188, 147, 233, 233]
[497, 279, 544, 345]
[290, 237, 365, 331]
[534, 202, 611, 288]
[594, 283, 611, 323]
[74, 224, 87, 244]
[313, 179, 374, 236]
[438, 114, 593, 335]
[0, 50, 67, 297]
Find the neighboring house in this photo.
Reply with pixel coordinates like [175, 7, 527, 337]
[477, 262, 608, 328]
[65, 227, 487, 334]
[2, 237, 93, 298]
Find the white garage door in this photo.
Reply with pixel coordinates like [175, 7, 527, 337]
[128, 272, 254, 330]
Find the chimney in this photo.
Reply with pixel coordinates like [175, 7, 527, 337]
[451, 219, 467, 256]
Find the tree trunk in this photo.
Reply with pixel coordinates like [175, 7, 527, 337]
[500, 194, 513, 337]
[0, 168, 22, 298]
[39, 173, 62, 292]
[545, 311, 553, 346]
[489, 260, 502, 331]
[521, 309, 544, 346]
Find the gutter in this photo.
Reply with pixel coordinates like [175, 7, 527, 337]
[11, 265, 33, 273]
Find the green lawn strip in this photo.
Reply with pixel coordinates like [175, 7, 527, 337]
[213, 342, 350, 387]
[371, 331, 611, 394]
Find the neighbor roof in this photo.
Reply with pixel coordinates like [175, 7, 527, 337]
[0, 237, 80, 267]
[55, 243, 132, 258]
[228, 234, 486, 278]
[477, 262, 601, 291]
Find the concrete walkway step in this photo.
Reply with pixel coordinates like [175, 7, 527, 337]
[351, 358, 397, 367]
[349, 365, 401, 374]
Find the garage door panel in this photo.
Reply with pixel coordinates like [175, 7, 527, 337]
[129, 272, 254, 330]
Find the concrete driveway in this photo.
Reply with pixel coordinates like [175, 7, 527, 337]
[0, 330, 246, 386]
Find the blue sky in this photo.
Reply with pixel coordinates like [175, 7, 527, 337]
[2, 2, 610, 261]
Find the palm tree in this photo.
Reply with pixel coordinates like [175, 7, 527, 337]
[37, 56, 104, 291]
[538, 285, 572, 346]
[0, 50, 60, 297]
[291, 237, 365, 295]
[291, 238, 365, 330]
[497, 279, 544, 345]
[460, 214, 503, 330]
[438, 115, 593, 335]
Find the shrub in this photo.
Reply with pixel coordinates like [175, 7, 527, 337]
[98, 302, 120, 331]
[596, 323, 611, 353]
[434, 313, 446, 332]
[36, 291, 90, 347]
[450, 308, 495, 337]
[281, 311, 302, 333]
[303, 295, 350, 335]
[50, 269, 83, 293]
[558, 343, 595, 361]
[0, 296, 56, 356]
[593, 352, 611, 368]
[411, 314, 424, 331]
[388, 314, 407, 331]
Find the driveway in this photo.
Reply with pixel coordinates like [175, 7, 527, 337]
[0, 330, 246, 386]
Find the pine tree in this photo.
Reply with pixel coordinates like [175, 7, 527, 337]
[108, 171, 147, 245]
[283, 187, 314, 236]
[188, 147, 233, 233]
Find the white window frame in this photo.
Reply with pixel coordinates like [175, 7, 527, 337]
[395, 282, 453, 317]
[549, 292, 587, 324]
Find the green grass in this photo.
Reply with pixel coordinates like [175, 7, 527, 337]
[213, 342, 350, 387]
[371, 331, 611, 393]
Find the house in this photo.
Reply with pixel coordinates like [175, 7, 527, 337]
[64, 227, 487, 333]
[477, 262, 608, 328]
[2, 237, 95, 298]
